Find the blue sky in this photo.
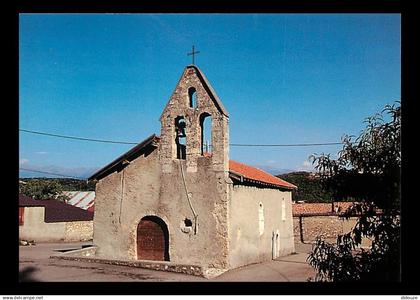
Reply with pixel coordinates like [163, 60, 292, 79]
[19, 14, 401, 178]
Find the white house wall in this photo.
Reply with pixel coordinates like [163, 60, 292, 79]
[228, 185, 295, 269]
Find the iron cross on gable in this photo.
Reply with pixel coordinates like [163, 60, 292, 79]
[187, 45, 200, 65]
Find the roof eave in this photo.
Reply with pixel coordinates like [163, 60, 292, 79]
[229, 172, 296, 190]
[88, 134, 159, 181]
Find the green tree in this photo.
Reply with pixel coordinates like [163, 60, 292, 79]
[20, 178, 96, 191]
[19, 179, 69, 202]
[277, 171, 333, 202]
[307, 102, 401, 281]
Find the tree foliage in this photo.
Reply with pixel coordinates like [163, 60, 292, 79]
[307, 102, 401, 281]
[20, 178, 96, 192]
[19, 179, 69, 202]
[277, 171, 333, 202]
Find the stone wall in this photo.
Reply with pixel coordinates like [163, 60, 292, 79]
[159, 65, 229, 174]
[293, 215, 371, 247]
[53, 254, 205, 277]
[65, 221, 94, 242]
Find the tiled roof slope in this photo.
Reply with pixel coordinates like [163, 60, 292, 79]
[19, 194, 94, 223]
[229, 160, 297, 189]
[292, 202, 354, 216]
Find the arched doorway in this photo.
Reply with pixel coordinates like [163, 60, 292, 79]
[137, 216, 169, 261]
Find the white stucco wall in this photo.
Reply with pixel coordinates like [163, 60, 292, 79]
[19, 207, 66, 242]
[19, 207, 93, 242]
[228, 185, 295, 269]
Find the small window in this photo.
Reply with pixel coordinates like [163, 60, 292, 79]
[184, 218, 193, 227]
[281, 198, 286, 221]
[181, 218, 193, 234]
[258, 202, 264, 235]
[175, 116, 186, 160]
[188, 87, 197, 108]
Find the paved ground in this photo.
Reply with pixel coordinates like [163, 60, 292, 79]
[19, 242, 315, 282]
[215, 243, 315, 282]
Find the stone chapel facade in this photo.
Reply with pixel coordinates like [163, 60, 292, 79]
[89, 65, 296, 276]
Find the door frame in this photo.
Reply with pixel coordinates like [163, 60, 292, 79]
[136, 215, 170, 261]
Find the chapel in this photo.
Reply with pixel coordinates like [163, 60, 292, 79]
[89, 64, 296, 276]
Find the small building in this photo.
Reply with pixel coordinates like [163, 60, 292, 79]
[88, 65, 297, 276]
[19, 194, 94, 242]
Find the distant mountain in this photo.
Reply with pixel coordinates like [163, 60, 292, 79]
[19, 164, 100, 180]
[255, 165, 296, 175]
[272, 168, 297, 175]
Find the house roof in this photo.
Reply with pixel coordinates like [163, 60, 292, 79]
[229, 160, 297, 190]
[19, 194, 94, 223]
[88, 135, 297, 190]
[87, 204, 95, 213]
[292, 202, 354, 216]
[62, 191, 95, 210]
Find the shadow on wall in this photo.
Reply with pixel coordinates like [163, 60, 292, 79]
[19, 266, 39, 282]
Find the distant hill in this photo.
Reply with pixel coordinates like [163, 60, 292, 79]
[19, 177, 96, 191]
[254, 165, 295, 175]
[276, 171, 333, 203]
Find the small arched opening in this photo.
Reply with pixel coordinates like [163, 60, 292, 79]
[188, 87, 197, 108]
[258, 202, 264, 236]
[281, 198, 286, 221]
[199, 112, 212, 156]
[137, 215, 170, 261]
[175, 116, 186, 160]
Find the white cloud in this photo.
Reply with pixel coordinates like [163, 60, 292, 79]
[302, 160, 312, 168]
[19, 158, 29, 165]
[298, 160, 315, 172]
[35, 151, 48, 155]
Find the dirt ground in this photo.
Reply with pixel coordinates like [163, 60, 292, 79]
[19, 242, 316, 282]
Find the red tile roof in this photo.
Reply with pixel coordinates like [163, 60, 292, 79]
[229, 160, 297, 189]
[292, 202, 354, 216]
[19, 194, 94, 223]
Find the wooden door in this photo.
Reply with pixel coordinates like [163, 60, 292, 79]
[19, 207, 25, 226]
[137, 218, 166, 261]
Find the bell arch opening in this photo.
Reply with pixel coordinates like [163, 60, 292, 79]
[199, 112, 212, 156]
[175, 116, 187, 160]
